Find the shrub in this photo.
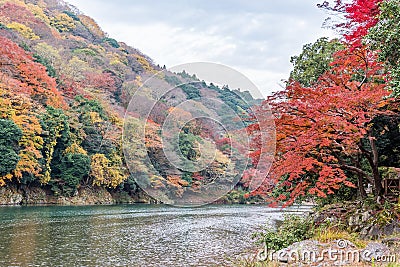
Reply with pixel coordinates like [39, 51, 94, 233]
[252, 214, 313, 252]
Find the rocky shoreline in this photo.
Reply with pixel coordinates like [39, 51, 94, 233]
[311, 201, 400, 239]
[237, 201, 400, 266]
[0, 185, 154, 206]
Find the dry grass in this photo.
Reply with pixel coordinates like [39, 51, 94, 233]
[313, 227, 368, 248]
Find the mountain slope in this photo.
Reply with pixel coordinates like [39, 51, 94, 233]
[0, 0, 261, 204]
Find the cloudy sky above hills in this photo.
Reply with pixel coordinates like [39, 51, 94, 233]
[67, 0, 336, 97]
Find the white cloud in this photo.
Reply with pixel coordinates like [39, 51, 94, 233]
[67, 0, 337, 97]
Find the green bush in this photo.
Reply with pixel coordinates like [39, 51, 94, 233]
[253, 214, 313, 252]
[56, 153, 91, 196]
[0, 147, 20, 176]
[102, 37, 120, 48]
[63, 10, 80, 21]
[179, 84, 201, 99]
[0, 119, 22, 176]
[165, 75, 181, 86]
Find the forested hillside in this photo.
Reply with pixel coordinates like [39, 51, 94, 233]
[0, 0, 260, 204]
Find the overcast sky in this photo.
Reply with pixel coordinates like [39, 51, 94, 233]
[67, 0, 336, 97]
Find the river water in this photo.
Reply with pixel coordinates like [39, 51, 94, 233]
[0, 204, 311, 267]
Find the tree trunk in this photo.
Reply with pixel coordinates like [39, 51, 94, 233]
[368, 135, 384, 198]
[355, 154, 367, 199]
[357, 173, 367, 199]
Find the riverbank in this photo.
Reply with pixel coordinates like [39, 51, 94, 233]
[0, 184, 266, 206]
[235, 201, 400, 266]
[0, 185, 154, 206]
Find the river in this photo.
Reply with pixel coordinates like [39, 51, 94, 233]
[0, 204, 311, 266]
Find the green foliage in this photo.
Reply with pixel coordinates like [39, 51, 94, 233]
[56, 153, 91, 196]
[367, 0, 400, 96]
[71, 96, 115, 155]
[34, 53, 57, 77]
[179, 83, 201, 99]
[74, 95, 107, 119]
[118, 174, 138, 194]
[224, 187, 263, 204]
[19, 42, 31, 51]
[0, 119, 23, 147]
[289, 37, 343, 87]
[369, 115, 400, 166]
[218, 86, 250, 114]
[253, 215, 313, 252]
[102, 37, 120, 48]
[0, 148, 20, 177]
[73, 47, 98, 57]
[181, 172, 193, 185]
[0, 120, 22, 177]
[63, 10, 80, 21]
[40, 107, 70, 184]
[165, 75, 181, 86]
[177, 70, 199, 80]
[179, 132, 201, 161]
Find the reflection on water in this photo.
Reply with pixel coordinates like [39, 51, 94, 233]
[0, 204, 310, 266]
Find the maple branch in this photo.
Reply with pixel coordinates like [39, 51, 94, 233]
[330, 163, 374, 184]
[290, 107, 317, 123]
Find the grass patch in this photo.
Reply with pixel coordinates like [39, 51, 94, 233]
[313, 227, 368, 248]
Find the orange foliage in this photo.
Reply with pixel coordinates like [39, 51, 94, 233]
[0, 36, 66, 108]
[0, 86, 44, 183]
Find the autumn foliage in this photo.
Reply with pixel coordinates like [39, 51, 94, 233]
[319, 0, 383, 48]
[259, 48, 389, 205]
[249, 0, 399, 205]
[0, 36, 65, 108]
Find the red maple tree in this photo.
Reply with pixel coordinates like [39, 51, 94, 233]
[250, 46, 390, 206]
[319, 0, 383, 48]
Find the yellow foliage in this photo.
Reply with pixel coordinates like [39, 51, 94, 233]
[34, 42, 62, 68]
[89, 111, 102, 124]
[50, 13, 76, 32]
[134, 75, 142, 87]
[6, 22, 39, 40]
[0, 86, 44, 184]
[64, 143, 87, 155]
[60, 56, 91, 81]
[215, 150, 230, 165]
[90, 153, 127, 188]
[0, 174, 13, 187]
[36, 0, 47, 9]
[135, 54, 156, 73]
[78, 14, 105, 38]
[109, 113, 123, 127]
[26, 3, 50, 24]
[108, 52, 128, 66]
